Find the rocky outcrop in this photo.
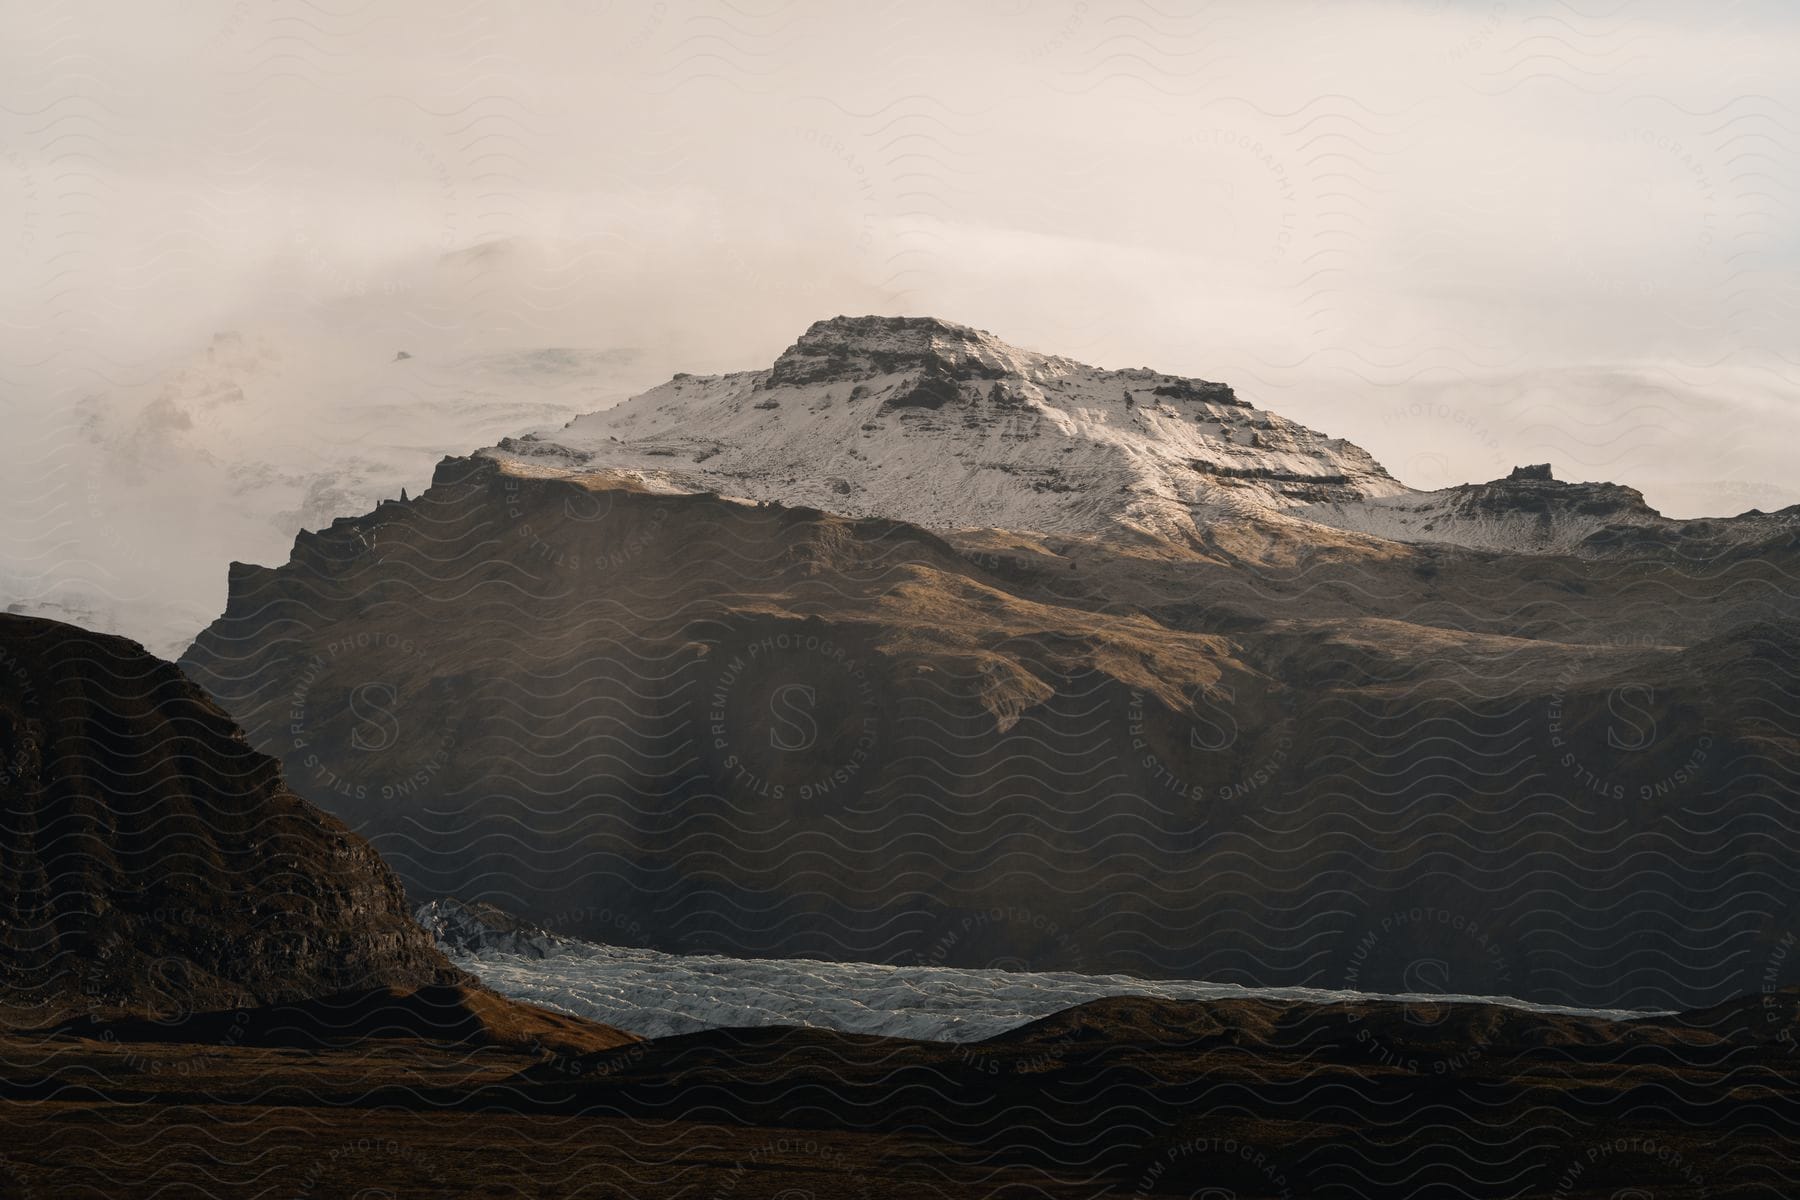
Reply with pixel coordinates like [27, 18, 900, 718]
[416, 897, 567, 960]
[0, 614, 459, 1024]
[762, 314, 1021, 388]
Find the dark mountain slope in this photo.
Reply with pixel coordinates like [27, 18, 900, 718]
[0, 613, 455, 1023]
[181, 455, 1800, 1010]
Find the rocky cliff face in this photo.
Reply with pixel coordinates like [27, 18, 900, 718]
[180, 447, 1800, 1011]
[0, 614, 458, 1024]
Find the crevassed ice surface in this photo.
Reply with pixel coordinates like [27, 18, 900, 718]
[444, 936, 1666, 1042]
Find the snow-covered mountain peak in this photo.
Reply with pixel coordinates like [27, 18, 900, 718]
[485, 316, 1406, 541]
[765, 314, 1068, 390]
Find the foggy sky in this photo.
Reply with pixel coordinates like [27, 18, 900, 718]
[4, 0, 1798, 613]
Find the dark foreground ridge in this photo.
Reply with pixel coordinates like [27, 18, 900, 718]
[0, 613, 464, 1023]
[3, 988, 1797, 1197]
[0, 613, 629, 1035]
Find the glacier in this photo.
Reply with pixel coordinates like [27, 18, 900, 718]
[418, 900, 1665, 1042]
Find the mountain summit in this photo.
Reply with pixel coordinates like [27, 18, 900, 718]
[488, 315, 1406, 541]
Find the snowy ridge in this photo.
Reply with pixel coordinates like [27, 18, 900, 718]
[417, 902, 1663, 1042]
[1299, 463, 1796, 556]
[482, 315, 1407, 541]
[476, 319, 1795, 557]
[1300, 470, 1661, 554]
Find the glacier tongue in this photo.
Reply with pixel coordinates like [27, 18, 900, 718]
[422, 915, 1665, 1042]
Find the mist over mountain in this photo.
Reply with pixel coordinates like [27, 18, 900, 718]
[2, 242, 692, 658]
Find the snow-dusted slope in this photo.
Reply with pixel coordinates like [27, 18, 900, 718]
[484, 315, 1407, 541]
[415, 900, 1658, 1042]
[479, 318, 1800, 558]
[1300, 463, 1796, 557]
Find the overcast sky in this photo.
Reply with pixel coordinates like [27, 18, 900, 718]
[3, 0, 1798, 524]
